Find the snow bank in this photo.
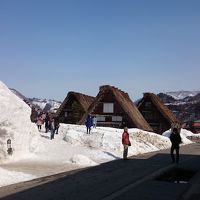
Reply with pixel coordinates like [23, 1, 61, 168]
[61, 124, 172, 160]
[162, 128, 194, 145]
[0, 167, 36, 187]
[0, 81, 42, 163]
[70, 154, 97, 166]
[129, 129, 171, 155]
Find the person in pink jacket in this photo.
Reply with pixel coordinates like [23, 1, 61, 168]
[122, 127, 131, 160]
[36, 115, 43, 131]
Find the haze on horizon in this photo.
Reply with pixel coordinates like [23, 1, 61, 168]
[0, 0, 199, 101]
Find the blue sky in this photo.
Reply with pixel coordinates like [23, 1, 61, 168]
[0, 0, 200, 101]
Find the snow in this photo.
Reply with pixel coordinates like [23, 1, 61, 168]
[31, 98, 61, 112]
[162, 129, 195, 144]
[166, 91, 200, 100]
[9, 88, 61, 112]
[0, 81, 42, 163]
[0, 80, 199, 188]
[0, 168, 36, 187]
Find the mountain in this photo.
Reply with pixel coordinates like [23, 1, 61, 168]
[29, 97, 61, 112]
[157, 91, 200, 123]
[9, 88, 33, 107]
[183, 93, 200, 102]
[157, 93, 177, 104]
[9, 88, 28, 100]
[165, 91, 200, 100]
[9, 88, 61, 113]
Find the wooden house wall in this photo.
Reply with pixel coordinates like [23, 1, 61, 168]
[138, 100, 171, 134]
[58, 97, 85, 124]
[90, 91, 136, 128]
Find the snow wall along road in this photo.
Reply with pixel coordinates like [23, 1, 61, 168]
[0, 81, 42, 163]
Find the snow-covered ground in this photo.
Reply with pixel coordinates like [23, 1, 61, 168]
[1, 80, 200, 187]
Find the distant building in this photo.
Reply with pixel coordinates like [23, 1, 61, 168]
[55, 92, 95, 124]
[193, 120, 200, 133]
[79, 85, 153, 131]
[182, 120, 200, 134]
[137, 93, 179, 134]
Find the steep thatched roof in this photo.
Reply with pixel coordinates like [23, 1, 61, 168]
[138, 93, 179, 124]
[55, 91, 95, 118]
[79, 85, 153, 132]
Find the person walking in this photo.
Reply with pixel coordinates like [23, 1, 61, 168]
[92, 115, 97, 129]
[45, 113, 50, 133]
[36, 115, 43, 131]
[50, 117, 55, 140]
[54, 118, 60, 134]
[170, 128, 182, 164]
[85, 114, 93, 134]
[30, 107, 38, 123]
[122, 127, 131, 160]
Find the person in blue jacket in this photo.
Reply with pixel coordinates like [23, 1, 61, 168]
[85, 114, 93, 134]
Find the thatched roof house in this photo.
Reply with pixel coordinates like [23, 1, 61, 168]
[55, 92, 95, 124]
[79, 85, 153, 131]
[137, 93, 179, 134]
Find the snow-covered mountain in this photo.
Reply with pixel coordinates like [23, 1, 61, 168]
[29, 98, 61, 112]
[158, 91, 200, 104]
[9, 88, 61, 113]
[9, 88, 29, 101]
[165, 91, 200, 100]
[9, 88, 33, 106]
[157, 91, 200, 122]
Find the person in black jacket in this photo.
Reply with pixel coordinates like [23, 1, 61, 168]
[45, 113, 50, 133]
[170, 128, 182, 163]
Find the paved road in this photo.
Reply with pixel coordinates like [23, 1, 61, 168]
[0, 143, 200, 200]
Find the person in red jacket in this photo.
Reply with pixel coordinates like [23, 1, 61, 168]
[122, 127, 131, 160]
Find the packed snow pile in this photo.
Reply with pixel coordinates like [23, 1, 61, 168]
[0, 81, 42, 163]
[130, 129, 171, 154]
[163, 127, 200, 146]
[179, 129, 200, 143]
[0, 167, 36, 187]
[61, 124, 171, 160]
[70, 154, 98, 166]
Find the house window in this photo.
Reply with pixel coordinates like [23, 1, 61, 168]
[103, 103, 114, 113]
[112, 116, 122, 122]
[97, 115, 105, 121]
[65, 112, 68, 117]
